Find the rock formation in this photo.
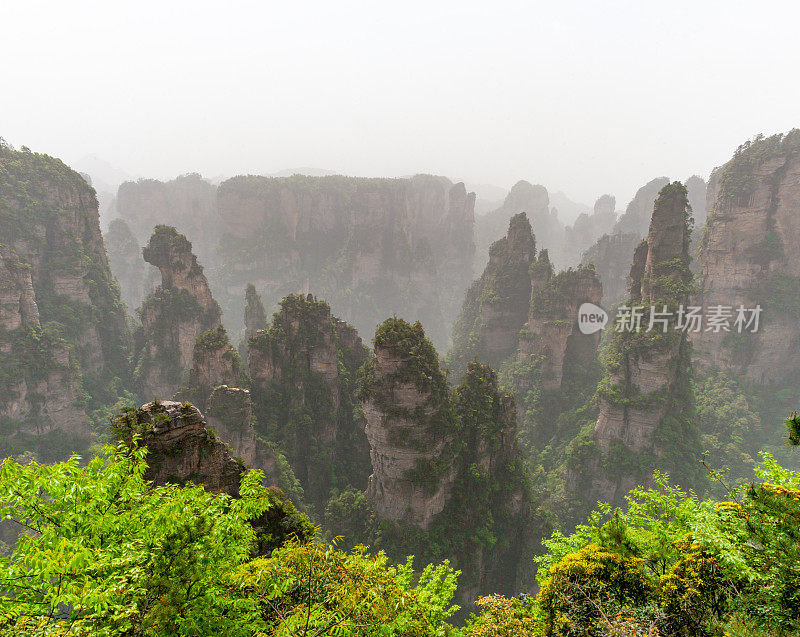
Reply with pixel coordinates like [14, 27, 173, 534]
[474, 180, 565, 271]
[114, 399, 313, 554]
[578, 177, 704, 308]
[584, 182, 698, 504]
[103, 218, 149, 311]
[239, 283, 268, 363]
[215, 174, 474, 350]
[244, 283, 268, 341]
[133, 226, 222, 400]
[175, 325, 243, 410]
[521, 265, 603, 391]
[694, 130, 800, 383]
[0, 141, 131, 386]
[564, 195, 618, 264]
[123, 400, 246, 496]
[0, 245, 88, 457]
[0, 141, 131, 457]
[361, 319, 533, 598]
[173, 313, 304, 504]
[447, 213, 537, 380]
[361, 318, 458, 529]
[580, 232, 642, 306]
[248, 293, 370, 511]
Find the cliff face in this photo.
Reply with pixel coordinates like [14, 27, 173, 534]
[104, 218, 149, 311]
[580, 232, 641, 306]
[0, 142, 130, 385]
[116, 174, 219, 267]
[0, 245, 88, 456]
[447, 213, 537, 380]
[215, 174, 474, 350]
[248, 294, 370, 511]
[522, 265, 603, 391]
[474, 180, 565, 271]
[586, 177, 703, 307]
[244, 283, 268, 342]
[134, 226, 222, 400]
[448, 361, 534, 599]
[172, 314, 303, 503]
[587, 182, 697, 504]
[694, 131, 800, 383]
[0, 142, 132, 457]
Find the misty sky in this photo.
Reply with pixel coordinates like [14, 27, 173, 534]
[2, 0, 799, 209]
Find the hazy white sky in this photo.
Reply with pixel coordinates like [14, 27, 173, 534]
[2, 0, 799, 206]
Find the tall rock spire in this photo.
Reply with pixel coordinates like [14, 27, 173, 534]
[133, 225, 222, 400]
[586, 182, 699, 504]
[447, 212, 537, 380]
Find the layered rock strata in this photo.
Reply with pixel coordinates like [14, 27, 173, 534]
[474, 180, 564, 271]
[361, 319, 458, 529]
[361, 319, 533, 598]
[115, 399, 313, 553]
[580, 232, 642, 306]
[175, 325, 242, 410]
[116, 174, 219, 268]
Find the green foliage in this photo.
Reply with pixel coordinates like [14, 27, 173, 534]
[0, 444, 271, 635]
[749, 271, 800, 315]
[538, 543, 654, 636]
[372, 317, 449, 397]
[362, 318, 454, 437]
[323, 487, 381, 551]
[0, 445, 463, 636]
[533, 420, 800, 637]
[232, 540, 459, 637]
[529, 266, 596, 319]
